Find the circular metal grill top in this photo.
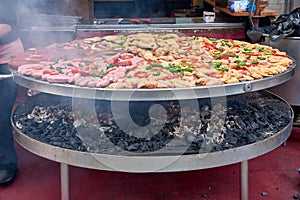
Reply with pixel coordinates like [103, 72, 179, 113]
[11, 61, 295, 101]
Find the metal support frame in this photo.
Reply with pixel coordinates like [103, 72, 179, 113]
[0, 74, 13, 80]
[13, 91, 292, 200]
[240, 160, 249, 200]
[60, 163, 70, 200]
[57, 161, 250, 200]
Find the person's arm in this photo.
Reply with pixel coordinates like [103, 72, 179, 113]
[0, 24, 11, 38]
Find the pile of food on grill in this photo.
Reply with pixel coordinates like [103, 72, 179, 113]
[13, 92, 292, 154]
[9, 33, 293, 89]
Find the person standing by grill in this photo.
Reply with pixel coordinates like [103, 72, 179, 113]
[0, 0, 24, 185]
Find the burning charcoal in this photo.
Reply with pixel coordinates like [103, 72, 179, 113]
[52, 136, 63, 142]
[151, 142, 158, 151]
[253, 129, 265, 137]
[30, 121, 40, 128]
[12, 92, 292, 154]
[113, 129, 125, 138]
[233, 129, 246, 139]
[127, 143, 140, 151]
[62, 143, 73, 149]
[247, 103, 258, 112]
[23, 126, 33, 133]
[44, 132, 52, 139]
[223, 142, 232, 149]
[50, 119, 62, 129]
[35, 122, 47, 130]
[146, 141, 154, 149]
[110, 138, 120, 144]
[161, 127, 170, 135]
[69, 137, 80, 149]
[59, 130, 67, 137]
[158, 141, 166, 149]
[249, 121, 259, 130]
[41, 128, 50, 136]
[127, 136, 137, 144]
[51, 141, 63, 147]
[73, 134, 82, 143]
[65, 130, 72, 138]
[152, 132, 163, 141]
[117, 140, 128, 150]
[140, 142, 149, 151]
[225, 130, 238, 145]
[255, 118, 268, 127]
[235, 118, 247, 129]
[247, 133, 257, 143]
[254, 112, 264, 119]
[50, 129, 59, 137]
[214, 144, 223, 151]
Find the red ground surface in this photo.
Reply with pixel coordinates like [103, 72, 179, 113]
[0, 88, 299, 200]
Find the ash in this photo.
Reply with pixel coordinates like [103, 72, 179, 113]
[13, 92, 292, 155]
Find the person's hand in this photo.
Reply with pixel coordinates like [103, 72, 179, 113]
[0, 24, 11, 38]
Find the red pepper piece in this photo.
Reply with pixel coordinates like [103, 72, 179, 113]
[129, 19, 140, 23]
[134, 71, 148, 78]
[120, 54, 134, 60]
[221, 55, 229, 60]
[43, 70, 60, 75]
[114, 59, 133, 66]
[273, 54, 287, 57]
[204, 43, 219, 50]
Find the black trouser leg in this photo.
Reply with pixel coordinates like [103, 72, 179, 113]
[0, 63, 18, 170]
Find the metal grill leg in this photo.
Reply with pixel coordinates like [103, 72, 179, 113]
[60, 163, 70, 200]
[240, 160, 249, 200]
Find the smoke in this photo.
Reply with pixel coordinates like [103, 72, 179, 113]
[13, 0, 77, 49]
[16, 0, 54, 18]
[15, 0, 55, 30]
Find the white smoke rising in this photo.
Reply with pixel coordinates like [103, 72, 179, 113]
[14, 0, 78, 48]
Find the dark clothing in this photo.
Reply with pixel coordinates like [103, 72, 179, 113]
[0, 63, 19, 170]
[0, 0, 22, 171]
